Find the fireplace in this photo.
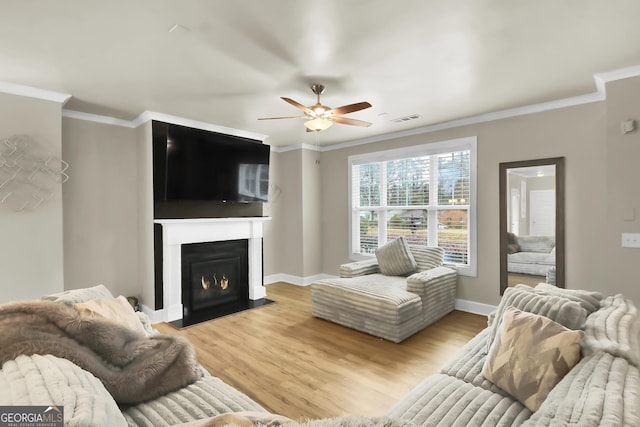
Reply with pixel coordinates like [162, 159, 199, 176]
[147, 217, 270, 324]
[181, 240, 249, 325]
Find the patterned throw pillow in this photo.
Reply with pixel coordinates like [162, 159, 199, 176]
[375, 236, 417, 276]
[482, 306, 584, 412]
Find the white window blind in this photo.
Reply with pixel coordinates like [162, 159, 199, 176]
[348, 137, 477, 276]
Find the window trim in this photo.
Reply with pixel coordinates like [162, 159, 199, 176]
[347, 136, 477, 277]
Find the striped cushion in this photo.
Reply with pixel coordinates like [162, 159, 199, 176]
[534, 283, 603, 314]
[409, 245, 444, 271]
[339, 258, 380, 278]
[0, 355, 127, 425]
[386, 373, 531, 425]
[516, 236, 555, 253]
[486, 286, 587, 353]
[375, 236, 417, 276]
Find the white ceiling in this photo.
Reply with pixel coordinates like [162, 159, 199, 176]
[2, 0, 640, 147]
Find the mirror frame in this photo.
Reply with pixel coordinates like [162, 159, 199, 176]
[499, 157, 565, 295]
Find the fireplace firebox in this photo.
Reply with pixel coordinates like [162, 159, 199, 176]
[180, 239, 249, 326]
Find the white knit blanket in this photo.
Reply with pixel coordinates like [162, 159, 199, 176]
[581, 294, 640, 367]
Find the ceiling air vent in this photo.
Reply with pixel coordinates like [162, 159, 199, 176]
[391, 114, 422, 124]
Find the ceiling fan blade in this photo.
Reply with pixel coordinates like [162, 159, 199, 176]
[331, 101, 372, 115]
[332, 116, 372, 127]
[281, 97, 313, 115]
[258, 115, 306, 120]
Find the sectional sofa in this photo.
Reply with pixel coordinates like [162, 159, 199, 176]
[0, 283, 638, 426]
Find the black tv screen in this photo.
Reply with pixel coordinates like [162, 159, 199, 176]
[161, 123, 270, 202]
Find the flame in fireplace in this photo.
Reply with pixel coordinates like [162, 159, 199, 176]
[200, 273, 230, 291]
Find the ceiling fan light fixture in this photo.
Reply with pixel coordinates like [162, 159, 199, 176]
[259, 84, 371, 131]
[312, 104, 329, 115]
[304, 118, 333, 132]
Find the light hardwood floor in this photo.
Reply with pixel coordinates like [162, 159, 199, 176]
[154, 282, 487, 421]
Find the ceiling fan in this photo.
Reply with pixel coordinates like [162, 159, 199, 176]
[258, 84, 372, 132]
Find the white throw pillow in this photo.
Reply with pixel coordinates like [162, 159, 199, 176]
[74, 295, 147, 337]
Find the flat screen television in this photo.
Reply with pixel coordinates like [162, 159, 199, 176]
[154, 122, 270, 203]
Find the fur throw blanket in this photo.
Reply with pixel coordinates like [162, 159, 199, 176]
[0, 300, 202, 404]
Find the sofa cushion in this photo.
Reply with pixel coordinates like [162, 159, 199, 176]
[74, 295, 147, 338]
[0, 354, 127, 426]
[311, 274, 422, 325]
[534, 283, 603, 314]
[386, 373, 531, 426]
[482, 307, 584, 412]
[508, 251, 555, 266]
[520, 351, 640, 426]
[339, 258, 380, 278]
[486, 285, 587, 353]
[408, 245, 444, 271]
[123, 372, 267, 426]
[516, 235, 555, 253]
[375, 236, 417, 276]
[439, 328, 510, 396]
[42, 284, 114, 305]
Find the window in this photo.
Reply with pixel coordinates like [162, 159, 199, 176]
[348, 137, 477, 276]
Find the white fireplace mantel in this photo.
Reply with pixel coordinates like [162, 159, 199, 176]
[148, 217, 270, 323]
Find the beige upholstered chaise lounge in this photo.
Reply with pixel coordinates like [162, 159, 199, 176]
[310, 237, 457, 342]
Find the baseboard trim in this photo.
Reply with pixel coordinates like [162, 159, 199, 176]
[454, 299, 496, 316]
[264, 273, 337, 286]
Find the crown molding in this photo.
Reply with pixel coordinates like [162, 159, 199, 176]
[310, 66, 640, 153]
[322, 90, 605, 153]
[0, 81, 71, 105]
[62, 109, 269, 143]
[594, 64, 640, 85]
[62, 110, 137, 128]
[270, 143, 321, 153]
[131, 111, 269, 142]
[8, 64, 640, 150]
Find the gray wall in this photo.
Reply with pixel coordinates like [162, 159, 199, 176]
[4, 75, 639, 309]
[263, 149, 304, 277]
[62, 118, 139, 298]
[0, 93, 64, 303]
[299, 79, 640, 306]
[316, 100, 612, 306]
[604, 77, 640, 299]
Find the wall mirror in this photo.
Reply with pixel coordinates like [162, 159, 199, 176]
[499, 157, 564, 294]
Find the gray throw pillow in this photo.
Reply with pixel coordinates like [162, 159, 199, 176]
[375, 236, 417, 276]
